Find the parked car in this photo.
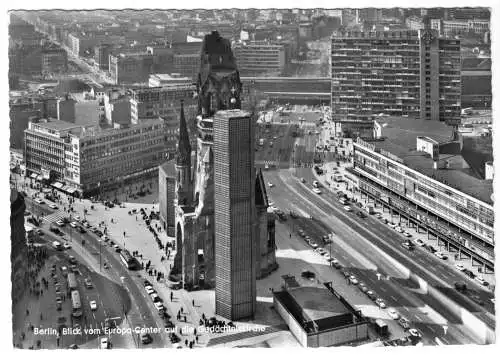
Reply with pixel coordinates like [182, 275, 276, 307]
[434, 251, 448, 260]
[343, 205, 353, 212]
[455, 264, 466, 272]
[356, 211, 367, 218]
[331, 259, 342, 269]
[310, 242, 319, 249]
[358, 282, 368, 293]
[402, 231, 412, 238]
[70, 222, 77, 228]
[90, 300, 97, 311]
[475, 275, 489, 286]
[312, 188, 322, 194]
[402, 241, 414, 250]
[145, 285, 155, 294]
[366, 290, 377, 300]
[84, 278, 93, 289]
[349, 275, 359, 285]
[463, 269, 475, 279]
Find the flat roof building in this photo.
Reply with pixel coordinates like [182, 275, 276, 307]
[331, 29, 461, 123]
[233, 41, 287, 75]
[353, 117, 494, 269]
[273, 283, 369, 347]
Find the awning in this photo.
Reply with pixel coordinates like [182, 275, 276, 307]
[53, 182, 64, 189]
[30, 173, 38, 179]
[66, 187, 77, 194]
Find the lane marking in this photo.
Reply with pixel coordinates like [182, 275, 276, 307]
[414, 315, 422, 321]
[391, 295, 397, 301]
[379, 286, 387, 292]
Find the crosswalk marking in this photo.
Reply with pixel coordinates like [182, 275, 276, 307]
[44, 211, 69, 224]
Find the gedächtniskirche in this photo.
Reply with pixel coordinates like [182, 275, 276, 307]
[159, 31, 277, 289]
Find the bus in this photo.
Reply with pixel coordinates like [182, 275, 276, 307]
[119, 249, 137, 269]
[71, 290, 82, 318]
[67, 272, 78, 291]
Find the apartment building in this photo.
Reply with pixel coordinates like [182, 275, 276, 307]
[431, 19, 490, 36]
[352, 118, 494, 270]
[233, 41, 286, 75]
[24, 119, 168, 196]
[331, 29, 461, 122]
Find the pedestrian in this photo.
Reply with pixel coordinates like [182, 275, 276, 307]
[192, 299, 195, 307]
[185, 339, 188, 347]
[194, 328, 197, 336]
[289, 233, 291, 239]
[184, 315, 187, 322]
[170, 292, 173, 301]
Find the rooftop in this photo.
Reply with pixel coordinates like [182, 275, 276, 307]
[286, 286, 351, 321]
[369, 117, 493, 204]
[34, 119, 83, 131]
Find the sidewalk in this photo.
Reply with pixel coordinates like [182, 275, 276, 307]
[312, 161, 496, 288]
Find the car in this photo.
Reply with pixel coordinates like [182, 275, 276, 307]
[398, 317, 411, 330]
[145, 285, 155, 294]
[408, 329, 422, 338]
[358, 282, 368, 293]
[388, 309, 400, 320]
[67, 344, 79, 349]
[268, 182, 274, 188]
[387, 222, 397, 229]
[83, 222, 91, 228]
[56, 220, 65, 227]
[113, 244, 121, 250]
[322, 235, 331, 244]
[141, 333, 153, 345]
[289, 210, 299, 219]
[100, 338, 110, 349]
[154, 302, 164, 312]
[310, 242, 319, 249]
[63, 242, 71, 249]
[331, 259, 342, 269]
[349, 275, 359, 285]
[375, 298, 387, 308]
[434, 251, 448, 260]
[475, 275, 489, 286]
[374, 213, 383, 219]
[395, 226, 403, 233]
[366, 290, 377, 300]
[356, 211, 367, 218]
[455, 264, 466, 271]
[85, 278, 93, 289]
[301, 270, 315, 279]
[90, 300, 97, 311]
[463, 269, 475, 279]
[268, 200, 274, 206]
[34, 198, 44, 204]
[312, 188, 322, 194]
[300, 178, 306, 183]
[298, 229, 305, 236]
[316, 248, 326, 255]
[70, 222, 77, 228]
[304, 236, 311, 243]
[143, 280, 152, 287]
[402, 231, 412, 238]
[323, 252, 330, 259]
[343, 205, 352, 212]
[415, 239, 426, 247]
[342, 270, 350, 279]
[77, 226, 86, 234]
[49, 203, 58, 209]
[401, 241, 414, 250]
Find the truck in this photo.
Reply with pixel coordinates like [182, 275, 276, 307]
[374, 319, 389, 337]
[52, 241, 63, 251]
[365, 205, 374, 215]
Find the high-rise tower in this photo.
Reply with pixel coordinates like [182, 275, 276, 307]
[214, 109, 256, 321]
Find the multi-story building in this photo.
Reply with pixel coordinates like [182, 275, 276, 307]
[24, 118, 168, 197]
[405, 16, 425, 30]
[10, 189, 28, 307]
[41, 46, 67, 73]
[149, 73, 192, 88]
[352, 117, 494, 270]
[94, 44, 112, 71]
[130, 84, 197, 158]
[173, 53, 201, 81]
[214, 109, 257, 321]
[109, 52, 155, 85]
[331, 29, 461, 123]
[431, 19, 490, 36]
[233, 41, 286, 75]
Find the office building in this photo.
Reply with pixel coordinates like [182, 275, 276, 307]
[173, 53, 201, 81]
[24, 118, 167, 197]
[130, 84, 197, 158]
[94, 44, 112, 71]
[233, 41, 287, 75]
[149, 73, 192, 88]
[431, 19, 490, 36]
[41, 46, 68, 73]
[352, 117, 494, 271]
[331, 29, 461, 122]
[214, 109, 256, 320]
[109, 52, 155, 84]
